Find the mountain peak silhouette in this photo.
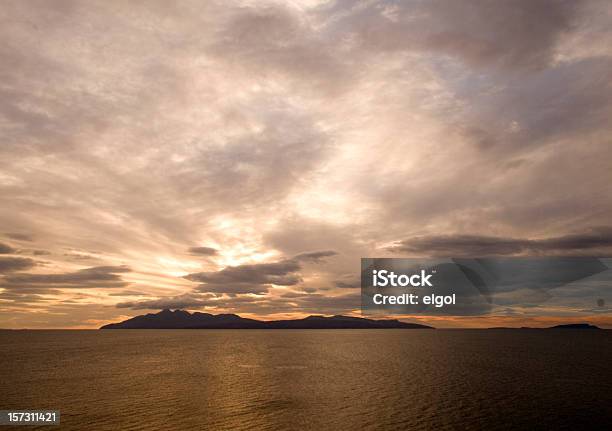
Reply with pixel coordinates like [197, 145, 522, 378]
[100, 309, 433, 329]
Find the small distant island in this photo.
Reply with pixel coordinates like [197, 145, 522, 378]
[100, 309, 434, 329]
[549, 323, 601, 329]
[488, 323, 601, 330]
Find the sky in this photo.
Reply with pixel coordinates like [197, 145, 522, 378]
[1, 0, 611, 329]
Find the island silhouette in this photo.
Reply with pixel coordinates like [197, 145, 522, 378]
[99, 310, 604, 330]
[100, 309, 434, 329]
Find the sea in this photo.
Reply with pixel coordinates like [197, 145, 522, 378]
[1, 329, 610, 430]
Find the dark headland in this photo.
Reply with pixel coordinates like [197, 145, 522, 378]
[100, 309, 434, 329]
[549, 323, 601, 329]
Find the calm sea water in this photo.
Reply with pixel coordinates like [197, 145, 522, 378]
[1, 329, 610, 430]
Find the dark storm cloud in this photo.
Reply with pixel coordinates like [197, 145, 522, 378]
[184, 250, 337, 295]
[0, 257, 36, 273]
[192, 282, 270, 296]
[0, 242, 16, 254]
[391, 235, 527, 256]
[390, 227, 612, 256]
[188, 246, 218, 256]
[1, 265, 131, 289]
[539, 227, 612, 251]
[186, 260, 301, 286]
[293, 250, 338, 262]
[280, 291, 309, 299]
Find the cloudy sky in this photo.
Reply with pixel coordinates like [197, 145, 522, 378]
[1, 0, 611, 328]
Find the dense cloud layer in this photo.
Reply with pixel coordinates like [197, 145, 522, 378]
[390, 227, 612, 256]
[0, 264, 132, 308]
[184, 251, 337, 295]
[1, 0, 611, 327]
[2, 265, 131, 289]
[188, 247, 219, 256]
[0, 243, 16, 254]
[0, 257, 36, 273]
